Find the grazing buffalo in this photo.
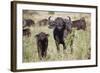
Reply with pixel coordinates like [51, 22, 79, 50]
[23, 28, 31, 37]
[72, 17, 86, 30]
[38, 19, 48, 26]
[23, 19, 35, 27]
[35, 32, 49, 60]
[48, 16, 72, 52]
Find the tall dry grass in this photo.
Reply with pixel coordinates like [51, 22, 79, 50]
[23, 10, 91, 62]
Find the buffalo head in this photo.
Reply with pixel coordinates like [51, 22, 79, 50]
[48, 16, 72, 32]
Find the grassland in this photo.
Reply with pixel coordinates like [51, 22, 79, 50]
[23, 10, 91, 62]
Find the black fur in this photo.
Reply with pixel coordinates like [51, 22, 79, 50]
[53, 24, 66, 51]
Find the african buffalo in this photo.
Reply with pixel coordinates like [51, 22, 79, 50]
[48, 16, 72, 52]
[72, 17, 86, 30]
[35, 32, 49, 60]
[38, 19, 48, 26]
[23, 19, 35, 27]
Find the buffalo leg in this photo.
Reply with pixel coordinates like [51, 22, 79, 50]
[44, 49, 47, 58]
[70, 39, 73, 54]
[62, 41, 66, 50]
[41, 50, 44, 58]
[55, 41, 60, 52]
[38, 48, 42, 60]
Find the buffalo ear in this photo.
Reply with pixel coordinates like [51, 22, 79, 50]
[48, 21, 56, 29]
[46, 34, 49, 37]
[35, 34, 39, 38]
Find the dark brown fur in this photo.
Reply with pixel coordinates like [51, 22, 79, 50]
[35, 32, 49, 60]
[23, 19, 35, 27]
[72, 18, 86, 30]
[38, 19, 48, 26]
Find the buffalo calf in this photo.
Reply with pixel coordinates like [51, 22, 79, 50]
[35, 32, 49, 60]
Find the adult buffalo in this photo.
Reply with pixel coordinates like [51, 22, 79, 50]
[38, 19, 48, 26]
[48, 16, 72, 52]
[23, 19, 35, 27]
[72, 17, 86, 30]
